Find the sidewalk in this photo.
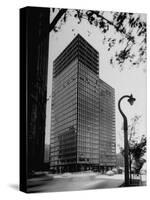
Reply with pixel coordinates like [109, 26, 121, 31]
[27, 172, 124, 192]
[119, 174, 147, 187]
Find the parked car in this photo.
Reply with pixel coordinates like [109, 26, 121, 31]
[106, 170, 114, 176]
[112, 168, 118, 174]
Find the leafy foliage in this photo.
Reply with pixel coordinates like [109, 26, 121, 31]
[120, 115, 146, 175]
[50, 8, 146, 70]
[129, 135, 146, 174]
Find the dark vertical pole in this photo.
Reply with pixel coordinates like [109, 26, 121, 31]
[118, 95, 132, 187]
[124, 117, 129, 186]
[129, 152, 132, 184]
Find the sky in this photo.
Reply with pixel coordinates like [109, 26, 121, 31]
[45, 9, 147, 153]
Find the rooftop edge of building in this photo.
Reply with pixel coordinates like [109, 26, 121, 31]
[53, 34, 99, 77]
[99, 78, 115, 91]
[53, 34, 99, 65]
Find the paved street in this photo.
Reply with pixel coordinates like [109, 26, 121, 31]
[27, 173, 125, 193]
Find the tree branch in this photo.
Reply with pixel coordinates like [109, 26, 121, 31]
[49, 9, 67, 33]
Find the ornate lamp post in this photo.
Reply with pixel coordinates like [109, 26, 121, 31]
[118, 94, 136, 186]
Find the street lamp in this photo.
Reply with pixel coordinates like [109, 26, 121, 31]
[118, 94, 136, 186]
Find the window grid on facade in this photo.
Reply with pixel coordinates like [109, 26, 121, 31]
[50, 34, 116, 172]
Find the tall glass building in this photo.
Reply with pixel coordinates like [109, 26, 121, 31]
[50, 34, 116, 173]
[99, 79, 116, 171]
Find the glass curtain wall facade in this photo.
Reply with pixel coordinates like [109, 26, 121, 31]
[50, 59, 78, 173]
[50, 34, 116, 173]
[77, 62, 100, 171]
[99, 79, 116, 171]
